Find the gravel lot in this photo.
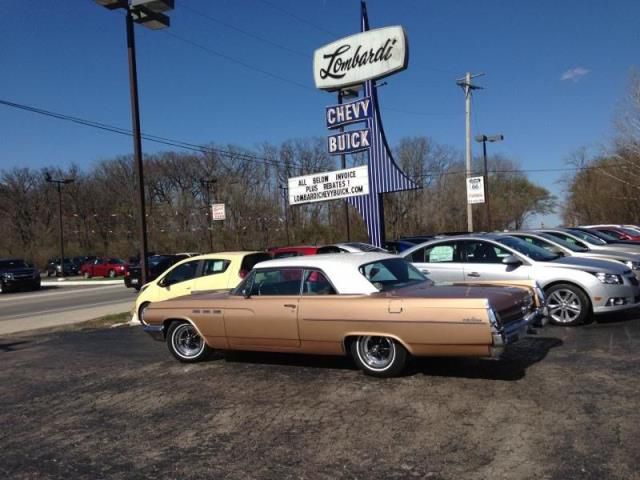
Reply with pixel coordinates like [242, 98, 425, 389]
[1, 314, 639, 480]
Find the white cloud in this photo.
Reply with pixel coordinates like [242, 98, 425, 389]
[561, 67, 590, 82]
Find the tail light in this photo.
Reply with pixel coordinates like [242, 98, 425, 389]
[125, 271, 130, 277]
[239, 269, 248, 279]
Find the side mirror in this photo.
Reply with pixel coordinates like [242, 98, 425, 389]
[502, 255, 522, 266]
[549, 247, 565, 257]
[242, 287, 251, 299]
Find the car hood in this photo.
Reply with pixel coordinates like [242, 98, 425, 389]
[1, 267, 38, 275]
[581, 250, 640, 262]
[548, 256, 631, 274]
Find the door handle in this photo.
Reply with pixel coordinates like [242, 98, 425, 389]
[420, 269, 430, 274]
[283, 304, 297, 309]
[467, 272, 481, 278]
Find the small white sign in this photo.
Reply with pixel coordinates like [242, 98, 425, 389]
[313, 26, 408, 91]
[211, 203, 226, 221]
[288, 165, 369, 206]
[466, 176, 485, 204]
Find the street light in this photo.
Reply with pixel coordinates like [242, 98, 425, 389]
[45, 172, 75, 277]
[474, 134, 504, 230]
[278, 185, 290, 245]
[200, 177, 217, 252]
[95, 0, 175, 285]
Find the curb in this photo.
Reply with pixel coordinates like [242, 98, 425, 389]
[41, 280, 124, 286]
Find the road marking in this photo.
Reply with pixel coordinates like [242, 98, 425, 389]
[0, 284, 127, 303]
[1, 299, 134, 321]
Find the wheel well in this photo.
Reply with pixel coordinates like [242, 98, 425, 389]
[543, 281, 593, 313]
[343, 334, 412, 356]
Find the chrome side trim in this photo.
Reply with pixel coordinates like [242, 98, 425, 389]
[143, 324, 165, 341]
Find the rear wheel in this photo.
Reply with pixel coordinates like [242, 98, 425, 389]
[167, 321, 211, 363]
[83, 271, 91, 279]
[544, 283, 590, 326]
[350, 335, 408, 377]
[138, 302, 151, 326]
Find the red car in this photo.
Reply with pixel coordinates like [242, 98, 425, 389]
[268, 246, 320, 259]
[80, 257, 128, 278]
[593, 227, 640, 241]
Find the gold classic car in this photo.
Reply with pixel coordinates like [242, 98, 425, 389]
[143, 253, 544, 377]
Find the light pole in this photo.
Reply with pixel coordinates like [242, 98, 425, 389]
[45, 172, 75, 277]
[200, 178, 217, 252]
[278, 185, 290, 245]
[474, 134, 504, 230]
[95, 0, 174, 285]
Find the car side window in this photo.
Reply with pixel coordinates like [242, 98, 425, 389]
[522, 236, 552, 251]
[463, 241, 511, 264]
[411, 242, 460, 263]
[201, 259, 230, 277]
[302, 270, 336, 295]
[250, 268, 303, 296]
[163, 260, 199, 286]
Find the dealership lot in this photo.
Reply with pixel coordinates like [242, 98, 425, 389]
[1, 315, 639, 480]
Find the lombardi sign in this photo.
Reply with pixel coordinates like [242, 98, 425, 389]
[288, 166, 369, 206]
[313, 26, 408, 91]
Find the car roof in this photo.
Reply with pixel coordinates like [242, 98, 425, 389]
[187, 251, 267, 261]
[253, 252, 399, 294]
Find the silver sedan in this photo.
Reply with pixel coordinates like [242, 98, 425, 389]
[403, 234, 640, 326]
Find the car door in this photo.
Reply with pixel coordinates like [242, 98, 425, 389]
[405, 241, 465, 282]
[93, 258, 105, 276]
[223, 268, 302, 349]
[154, 260, 201, 302]
[461, 240, 531, 281]
[192, 258, 232, 292]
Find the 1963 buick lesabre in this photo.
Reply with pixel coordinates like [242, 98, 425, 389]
[143, 253, 544, 376]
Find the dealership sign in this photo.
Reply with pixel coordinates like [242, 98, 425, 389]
[326, 97, 372, 129]
[466, 176, 485, 204]
[288, 165, 369, 205]
[327, 128, 370, 155]
[211, 203, 226, 220]
[313, 26, 408, 91]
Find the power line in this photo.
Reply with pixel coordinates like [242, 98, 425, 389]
[163, 30, 314, 91]
[413, 163, 633, 180]
[0, 98, 306, 169]
[181, 5, 310, 59]
[255, 0, 338, 37]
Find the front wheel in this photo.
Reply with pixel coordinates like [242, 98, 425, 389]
[83, 271, 91, 279]
[350, 335, 408, 377]
[545, 283, 590, 326]
[108, 269, 116, 278]
[167, 321, 211, 363]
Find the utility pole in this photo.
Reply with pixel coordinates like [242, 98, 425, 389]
[279, 185, 290, 245]
[201, 178, 216, 252]
[457, 72, 484, 232]
[475, 134, 504, 231]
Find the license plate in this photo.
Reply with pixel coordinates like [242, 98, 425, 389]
[131, 279, 139, 284]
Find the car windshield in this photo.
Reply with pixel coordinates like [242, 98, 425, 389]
[538, 233, 589, 252]
[566, 229, 608, 245]
[0, 259, 28, 269]
[496, 237, 559, 261]
[359, 258, 427, 291]
[620, 227, 640, 236]
[148, 256, 169, 267]
[109, 258, 125, 264]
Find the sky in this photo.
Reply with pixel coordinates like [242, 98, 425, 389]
[1, 0, 639, 228]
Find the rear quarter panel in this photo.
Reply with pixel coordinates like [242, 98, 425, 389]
[298, 296, 492, 357]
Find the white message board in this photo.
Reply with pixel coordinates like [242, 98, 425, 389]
[466, 176, 485, 204]
[288, 165, 369, 205]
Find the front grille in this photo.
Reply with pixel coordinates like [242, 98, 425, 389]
[13, 273, 33, 280]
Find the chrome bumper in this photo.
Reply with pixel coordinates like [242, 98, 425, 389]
[490, 308, 543, 358]
[143, 324, 165, 342]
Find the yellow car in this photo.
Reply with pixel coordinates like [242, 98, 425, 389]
[133, 251, 271, 324]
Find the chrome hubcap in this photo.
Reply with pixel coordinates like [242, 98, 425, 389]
[358, 336, 395, 370]
[547, 289, 582, 323]
[172, 324, 204, 358]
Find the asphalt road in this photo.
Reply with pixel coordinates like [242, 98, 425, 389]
[0, 285, 136, 335]
[1, 314, 639, 480]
